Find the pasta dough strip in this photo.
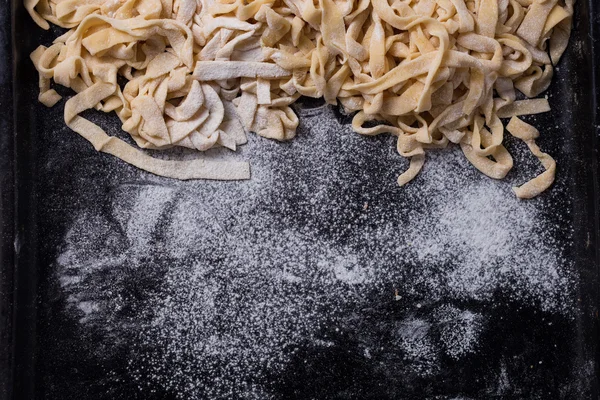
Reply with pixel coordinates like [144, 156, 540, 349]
[26, 0, 575, 197]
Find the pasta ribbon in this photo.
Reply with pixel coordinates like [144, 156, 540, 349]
[27, 0, 574, 197]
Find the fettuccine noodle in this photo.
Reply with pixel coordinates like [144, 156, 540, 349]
[26, 0, 574, 197]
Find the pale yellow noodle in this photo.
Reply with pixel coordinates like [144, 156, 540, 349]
[25, 0, 574, 197]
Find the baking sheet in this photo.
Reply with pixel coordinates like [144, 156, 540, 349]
[3, 0, 600, 399]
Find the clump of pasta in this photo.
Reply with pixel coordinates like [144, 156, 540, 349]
[26, 0, 573, 198]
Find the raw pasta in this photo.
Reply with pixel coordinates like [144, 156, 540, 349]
[26, 0, 574, 197]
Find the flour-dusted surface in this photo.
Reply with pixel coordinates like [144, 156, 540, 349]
[17, 11, 598, 398]
[32, 96, 592, 399]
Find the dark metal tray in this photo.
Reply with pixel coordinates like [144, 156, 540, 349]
[1, 0, 599, 399]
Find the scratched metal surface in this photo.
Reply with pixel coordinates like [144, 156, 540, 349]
[4, 1, 600, 399]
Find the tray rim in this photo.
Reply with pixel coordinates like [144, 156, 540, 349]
[0, 0, 15, 399]
[1, 1, 600, 399]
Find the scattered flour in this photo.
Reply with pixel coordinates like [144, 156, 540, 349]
[54, 105, 576, 398]
[434, 305, 484, 360]
[395, 318, 439, 376]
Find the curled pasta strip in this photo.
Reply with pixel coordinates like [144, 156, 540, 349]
[27, 0, 574, 197]
[507, 117, 556, 199]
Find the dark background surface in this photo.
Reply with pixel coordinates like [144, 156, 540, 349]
[0, 0, 15, 399]
[2, 0, 600, 399]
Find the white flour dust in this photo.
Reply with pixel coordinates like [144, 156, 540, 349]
[54, 106, 575, 398]
[434, 305, 483, 360]
[395, 318, 440, 376]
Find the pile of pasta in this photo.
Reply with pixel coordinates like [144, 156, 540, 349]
[26, 0, 574, 198]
